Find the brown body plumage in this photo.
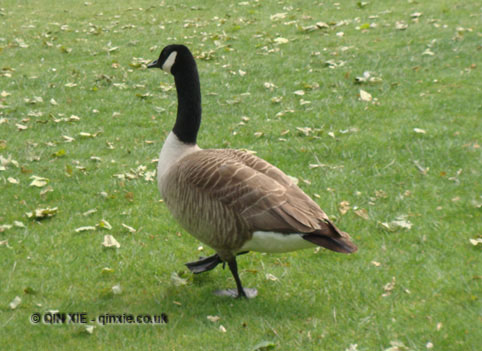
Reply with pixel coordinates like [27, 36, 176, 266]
[161, 148, 357, 261]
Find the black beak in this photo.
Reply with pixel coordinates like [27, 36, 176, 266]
[147, 59, 160, 69]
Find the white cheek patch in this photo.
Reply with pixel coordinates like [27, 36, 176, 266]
[162, 51, 177, 73]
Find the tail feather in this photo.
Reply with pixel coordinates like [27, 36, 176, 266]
[302, 231, 357, 254]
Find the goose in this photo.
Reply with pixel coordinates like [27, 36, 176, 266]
[148, 44, 357, 298]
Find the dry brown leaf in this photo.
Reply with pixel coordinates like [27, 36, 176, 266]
[207, 315, 220, 322]
[121, 223, 136, 233]
[9, 296, 22, 310]
[171, 272, 187, 286]
[29, 175, 48, 188]
[413, 160, 429, 175]
[413, 128, 427, 134]
[338, 201, 351, 215]
[270, 13, 287, 21]
[359, 89, 372, 102]
[273, 37, 289, 45]
[395, 21, 408, 30]
[296, 127, 312, 136]
[7, 177, 19, 184]
[382, 276, 396, 297]
[75, 226, 96, 232]
[102, 235, 120, 248]
[111, 284, 122, 294]
[98, 219, 112, 230]
[354, 208, 369, 220]
[469, 238, 482, 246]
[26, 207, 58, 219]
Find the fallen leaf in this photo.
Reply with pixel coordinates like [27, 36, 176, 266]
[382, 276, 396, 297]
[84, 325, 95, 334]
[338, 201, 351, 215]
[40, 186, 54, 196]
[359, 89, 372, 102]
[7, 177, 19, 184]
[62, 135, 75, 142]
[266, 273, 278, 281]
[296, 127, 312, 136]
[371, 261, 381, 267]
[469, 238, 482, 246]
[273, 37, 289, 45]
[98, 219, 112, 230]
[384, 340, 409, 351]
[171, 272, 187, 286]
[52, 149, 66, 158]
[75, 226, 96, 232]
[29, 175, 48, 188]
[13, 221, 25, 228]
[121, 223, 136, 233]
[101, 267, 114, 275]
[9, 296, 22, 310]
[0, 239, 11, 248]
[354, 208, 369, 220]
[219, 325, 227, 333]
[263, 82, 276, 90]
[111, 284, 122, 294]
[102, 235, 120, 248]
[207, 315, 220, 322]
[413, 160, 429, 175]
[26, 207, 58, 220]
[0, 224, 13, 232]
[354, 71, 382, 84]
[380, 215, 413, 231]
[395, 21, 408, 30]
[270, 13, 287, 21]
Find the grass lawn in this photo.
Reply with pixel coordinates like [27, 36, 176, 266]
[1, 0, 480, 349]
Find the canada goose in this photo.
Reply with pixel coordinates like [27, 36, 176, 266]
[148, 44, 357, 298]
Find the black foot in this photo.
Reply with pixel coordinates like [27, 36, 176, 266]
[185, 251, 249, 274]
[213, 288, 258, 299]
[185, 254, 222, 274]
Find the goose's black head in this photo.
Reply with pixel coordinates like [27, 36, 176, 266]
[147, 44, 195, 75]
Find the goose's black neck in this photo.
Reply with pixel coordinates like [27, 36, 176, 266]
[172, 60, 201, 145]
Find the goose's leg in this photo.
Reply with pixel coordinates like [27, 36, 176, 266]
[213, 257, 257, 299]
[227, 257, 246, 298]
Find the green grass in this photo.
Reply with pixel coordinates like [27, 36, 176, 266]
[1, 0, 480, 349]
